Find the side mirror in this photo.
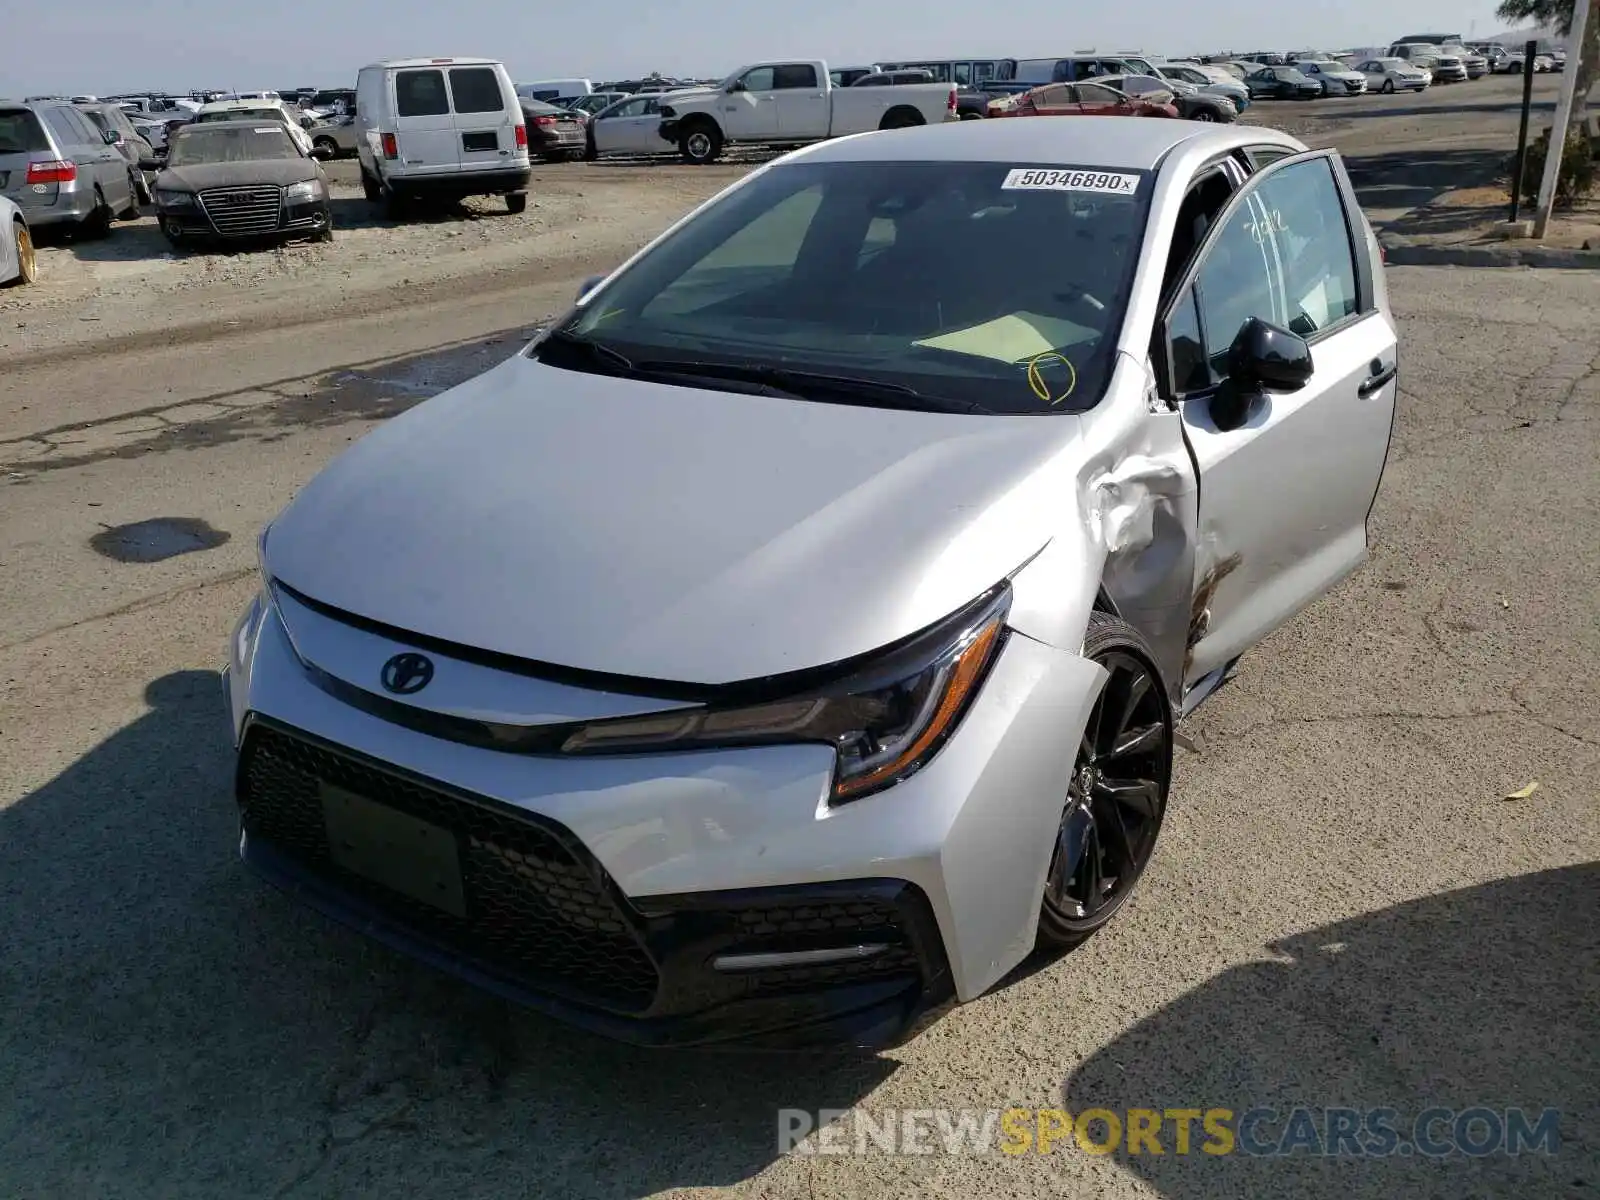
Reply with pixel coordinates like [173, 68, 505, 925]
[1227, 316, 1313, 391]
[577, 273, 606, 301]
[103, 128, 121, 145]
[727, 80, 747, 93]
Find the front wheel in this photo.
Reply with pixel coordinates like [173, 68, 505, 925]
[1382, 78, 1396, 94]
[78, 188, 113, 239]
[678, 123, 722, 164]
[1191, 109, 1216, 122]
[313, 137, 339, 159]
[1036, 613, 1173, 951]
[505, 192, 527, 214]
[8, 220, 37, 286]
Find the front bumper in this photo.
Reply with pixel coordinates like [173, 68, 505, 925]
[224, 584, 1104, 1046]
[160, 197, 330, 241]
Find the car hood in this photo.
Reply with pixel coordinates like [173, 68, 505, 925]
[155, 159, 317, 191]
[264, 354, 1080, 685]
[658, 87, 719, 107]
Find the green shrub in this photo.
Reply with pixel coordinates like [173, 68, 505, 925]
[1509, 124, 1597, 208]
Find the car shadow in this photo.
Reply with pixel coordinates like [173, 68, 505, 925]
[1062, 863, 1598, 1198]
[0, 670, 894, 1196]
[1334, 99, 1558, 121]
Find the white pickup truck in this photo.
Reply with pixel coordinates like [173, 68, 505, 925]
[657, 60, 957, 163]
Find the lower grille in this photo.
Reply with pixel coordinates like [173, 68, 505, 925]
[237, 724, 660, 1011]
[198, 185, 283, 237]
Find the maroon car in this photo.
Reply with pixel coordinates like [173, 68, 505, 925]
[987, 80, 1179, 119]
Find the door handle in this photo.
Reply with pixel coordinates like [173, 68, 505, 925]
[1358, 360, 1397, 397]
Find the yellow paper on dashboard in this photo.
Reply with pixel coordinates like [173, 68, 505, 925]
[913, 311, 1099, 364]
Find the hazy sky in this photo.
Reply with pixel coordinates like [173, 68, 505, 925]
[7, 1, 1518, 96]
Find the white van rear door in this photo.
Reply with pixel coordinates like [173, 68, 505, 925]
[448, 66, 518, 174]
[392, 67, 458, 174]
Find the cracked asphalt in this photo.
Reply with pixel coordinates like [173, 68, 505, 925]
[2, 91, 1597, 1198]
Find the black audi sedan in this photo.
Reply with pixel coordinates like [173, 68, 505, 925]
[154, 120, 334, 248]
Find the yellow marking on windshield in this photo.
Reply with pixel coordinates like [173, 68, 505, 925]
[1025, 351, 1078, 406]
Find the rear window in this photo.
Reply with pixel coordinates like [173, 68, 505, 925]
[0, 110, 48, 153]
[396, 70, 450, 117]
[449, 68, 505, 113]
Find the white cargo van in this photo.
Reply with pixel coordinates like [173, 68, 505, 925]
[354, 57, 531, 216]
[515, 79, 594, 104]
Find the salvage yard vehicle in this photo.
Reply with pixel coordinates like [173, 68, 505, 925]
[1, 195, 37, 285]
[1355, 56, 1431, 92]
[155, 120, 333, 248]
[656, 60, 957, 164]
[1292, 58, 1368, 95]
[226, 118, 1397, 1048]
[0, 98, 140, 238]
[77, 101, 160, 203]
[584, 93, 671, 159]
[193, 99, 316, 153]
[356, 57, 531, 216]
[1243, 65, 1324, 99]
[1101, 74, 1237, 121]
[988, 81, 1179, 119]
[517, 98, 587, 161]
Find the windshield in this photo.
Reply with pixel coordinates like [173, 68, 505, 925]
[550, 159, 1151, 415]
[169, 126, 300, 165]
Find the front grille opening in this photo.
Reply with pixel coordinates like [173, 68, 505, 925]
[237, 723, 660, 1012]
[198, 185, 283, 237]
[724, 899, 922, 996]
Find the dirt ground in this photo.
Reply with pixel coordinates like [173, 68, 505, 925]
[1, 76, 1596, 1200]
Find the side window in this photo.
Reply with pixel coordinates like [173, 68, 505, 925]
[449, 68, 506, 114]
[953, 63, 973, 84]
[772, 64, 819, 89]
[1077, 84, 1122, 105]
[973, 62, 995, 82]
[1251, 157, 1361, 333]
[642, 98, 661, 116]
[396, 70, 449, 117]
[741, 67, 776, 92]
[1192, 195, 1283, 377]
[1031, 84, 1078, 111]
[44, 109, 84, 148]
[1245, 145, 1293, 169]
[1164, 166, 1237, 293]
[614, 97, 647, 118]
[1166, 287, 1212, 393]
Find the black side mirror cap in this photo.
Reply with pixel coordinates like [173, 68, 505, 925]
[1227, 316, 1314, 391]
[577, 273, 606, 301]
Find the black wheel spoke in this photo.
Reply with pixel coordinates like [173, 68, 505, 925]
[1080, 821, 1104, 913]
[1095, 776, 1161, 820]
[1107, 721, 1164, 760]
[1093, 671, 1130, 755]
[1115, 670, 1152, 739]
[1096, 794, 1135, 875]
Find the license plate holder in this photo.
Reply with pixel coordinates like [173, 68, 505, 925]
[461, 131, 498, 153]
[321, 783, 466, 917]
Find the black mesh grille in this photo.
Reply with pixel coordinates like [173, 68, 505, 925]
[237, 723, 660, 1012]
[728, 898, 922, 994]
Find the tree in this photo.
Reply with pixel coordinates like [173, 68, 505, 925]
[1496, 0, 1598, 122]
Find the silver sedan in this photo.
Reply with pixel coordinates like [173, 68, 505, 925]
[225, 119, 1398, 1047]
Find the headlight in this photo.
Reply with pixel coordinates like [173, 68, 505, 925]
[558, 585, 1011, 803]
[155, 189, 194, 207]
[285, 179, 324, 203]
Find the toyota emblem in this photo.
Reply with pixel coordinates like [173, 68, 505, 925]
[380, 652, 434, 695]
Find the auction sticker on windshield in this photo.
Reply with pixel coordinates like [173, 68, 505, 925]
[1001, 168, 1141, 195]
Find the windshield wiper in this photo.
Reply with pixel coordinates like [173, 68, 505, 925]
[534, 329, 636, 373]
[635, 360, 985, 414]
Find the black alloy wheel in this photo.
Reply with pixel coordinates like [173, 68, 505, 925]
[1037, 613, 1173, 949]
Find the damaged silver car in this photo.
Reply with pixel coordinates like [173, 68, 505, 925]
[224, 119, 1396, 1047]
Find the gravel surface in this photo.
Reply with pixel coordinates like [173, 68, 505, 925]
[0, 79, 1595, 1200]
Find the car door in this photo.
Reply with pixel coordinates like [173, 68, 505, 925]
[1074, 83, 1126, 115]
[722, 66, 782, 138]
[390, 68, 458, 175]
[1158, 150, 1397, 686]
[594, 96, 654, 154]
[48, 108, 124, 207]
[769, 63, 828, 138]
[448, 66, 516, 174]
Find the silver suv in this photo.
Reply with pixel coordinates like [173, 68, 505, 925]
[0, 99, 140, 236]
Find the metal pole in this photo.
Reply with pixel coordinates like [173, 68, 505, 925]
[1510, 39, 1538, 221]
[1533, 0, 1593, 236]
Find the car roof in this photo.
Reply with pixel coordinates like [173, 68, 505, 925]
[363, 57, 503, 70]
[174, 118, 293, 134]
[792, 118, 1299, 171]
[200, 98, 288, 110]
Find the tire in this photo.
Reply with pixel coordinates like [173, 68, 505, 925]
[879, 107, 924, 130]
[584, 131, 598, 161]
[678, 121, 722, 165]
[162, 228, 183, 250]
[314, 224, 334, 243]
[1382, 78, 1395, 94]
[134, 173, 152, 205]
[383, 186, 409, 221]
[78, 187, 113, 239]
[361, 168, 381, 203]
[505, 192, 527, 214]
[1191, 108, 1216, 122]
[959, 111, 983, 120]
[1035, 612, 1174, 951]
[8, 220, 37, 286]
[313, 136, 339, 159]
[120, 171, 141, 219]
